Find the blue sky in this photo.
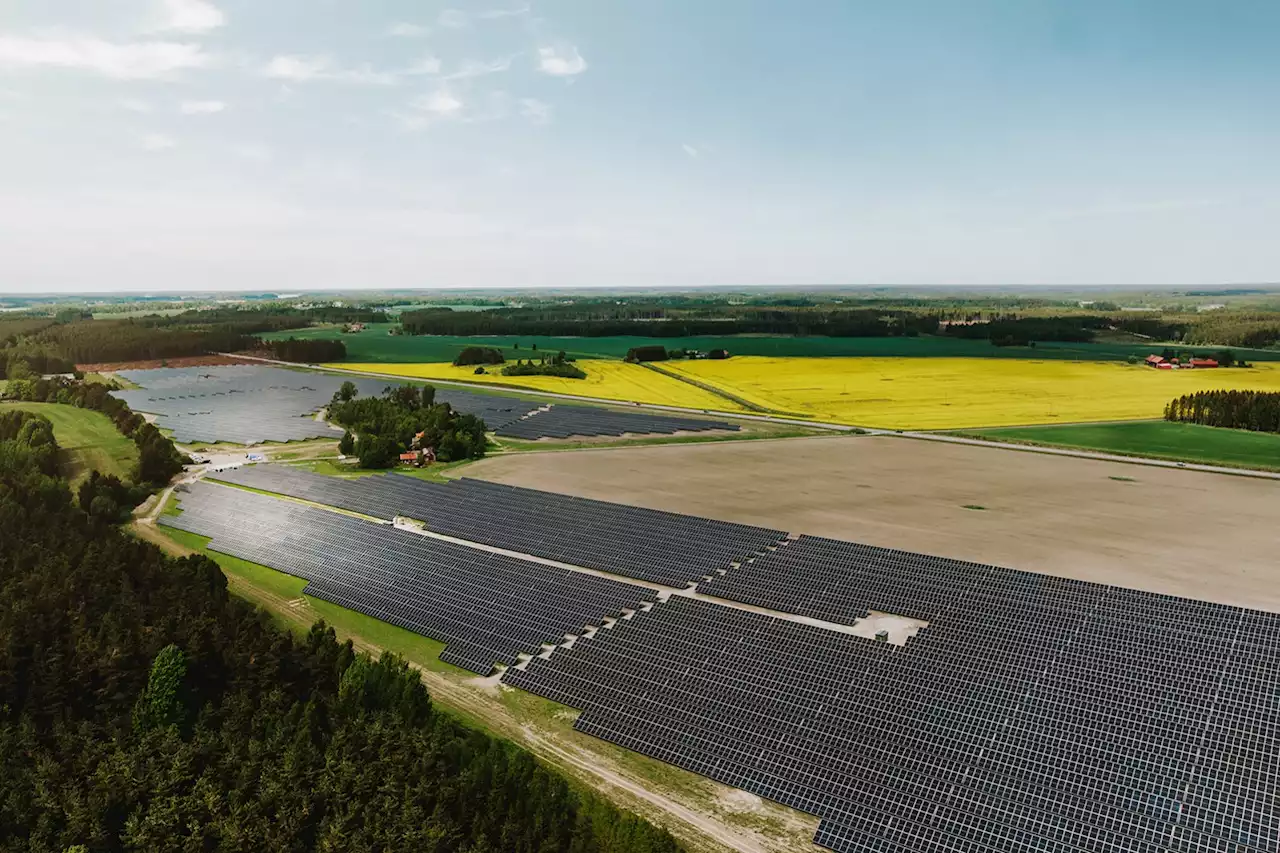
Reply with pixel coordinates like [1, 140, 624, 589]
[0, 0, 1277, 292]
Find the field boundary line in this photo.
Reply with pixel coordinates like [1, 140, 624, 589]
[894, 431, 1280, 480]
[636, 361, 783, 414]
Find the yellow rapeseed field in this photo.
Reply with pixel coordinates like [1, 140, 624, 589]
[330, 360, 748, 412]
[664, 357, 1280, 429]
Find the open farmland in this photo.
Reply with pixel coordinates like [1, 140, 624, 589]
[331, 359, 749, 412]
[464, 434, 1280, 611]
[663, 356, 1280, 428]
[961, 420, 1280, 470]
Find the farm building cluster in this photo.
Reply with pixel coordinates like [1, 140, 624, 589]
[1144, 354, 1219, 370]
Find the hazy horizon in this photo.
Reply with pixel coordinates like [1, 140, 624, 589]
[2, 1, 1277, 292]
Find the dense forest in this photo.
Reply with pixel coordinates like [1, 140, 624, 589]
[1164, 390, 1280, 433]
[453, 346, 506, 366]
[3, 376, 188, 486]
[0, 419, 683, 853]
[268, 337, 347, 363]
[329, 382, 488, 467]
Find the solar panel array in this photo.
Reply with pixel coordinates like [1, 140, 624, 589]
[699, 535, 996, 623]
[495, 404, 738, 440]
[210, 464, 787, 587]
[506, 556, 1280, 853]
[161, 481, 657, 674]
[111, 365, 740, 443]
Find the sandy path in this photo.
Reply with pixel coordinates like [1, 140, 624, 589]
[465, 434, 1280, 612]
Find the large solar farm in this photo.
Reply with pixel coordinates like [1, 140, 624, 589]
[153, 452, 1280, 853]
[107, 358, 1280, 853]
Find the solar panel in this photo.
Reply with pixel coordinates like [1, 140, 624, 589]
[210, 465, 788, 587]
[162, 481, 658, 675]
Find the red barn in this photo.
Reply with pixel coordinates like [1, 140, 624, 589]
[1189, 358, 1219, 368]
[1144, 355, 1165, 367]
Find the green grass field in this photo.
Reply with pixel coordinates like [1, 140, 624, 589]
[265, 323, 1280, 364]
[961, 421, 1280, 471]
[0, 401, 138, 484]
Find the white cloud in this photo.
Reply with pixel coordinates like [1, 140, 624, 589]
[262, 55, 396, 85]
[141, 133, 176, 151]
[119, 98, 153, 113]
[180, 99, 225, 115]
[682, 144, 699, 158]
[480, 5, 531, 19]
[387, 22, 430, 38]
[231, 143, 272, 162]
[404, 55, 442, 75]
[519, 97, 551, 124]
[418, 88, 463, 115]
[537, 45, 587, 76]
[438, 10, 469, 28]
[0, 35, 210, 80]
[442, 56, 512, 81]
[153, 0, 225, 34]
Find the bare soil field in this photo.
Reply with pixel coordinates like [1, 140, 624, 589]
[76, 354, 258, 372]
[465, 434, 1280, 612]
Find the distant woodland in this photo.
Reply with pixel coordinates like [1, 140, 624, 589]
[1165, 390, 1280, 433]
[0, 406, 683, 853]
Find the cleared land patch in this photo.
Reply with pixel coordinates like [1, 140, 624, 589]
[331, 359, 749, 412]
[0, 401, 137, 485]
[662, 356, 1280, 428]
[464, 434, 1280, 611]
[961, 420, 1280, 471]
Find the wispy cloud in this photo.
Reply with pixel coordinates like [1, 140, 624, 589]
[519, 97, 551, 124]
[404, 56, 442, 75]
[119, 97, 153, 113]
[180, 99, 225, 115]
[152, 0, 225, 35]
[442, 56, 513, 81]
[141, 133, 176, 151]
[262, 55, 397, 85]
[682, 144, 699, 158]
[418, 88, 464, 116]
[0, 34, 211, 80]
[387, 22, 430, 38]
[438, 10, 469, 29]
[480, 5, 531, 19]
[537, 45, 587, 76]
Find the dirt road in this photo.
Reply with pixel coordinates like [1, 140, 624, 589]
[465, 434, 1280, 611]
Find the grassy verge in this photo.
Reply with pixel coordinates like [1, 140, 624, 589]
[956, 420, 1280, 471]
[0, 401, 138, 485]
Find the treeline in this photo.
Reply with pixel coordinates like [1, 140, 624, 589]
[268, 337, 346, 362]
[0, 422, 684, 853]
[942, 316, 1109, 346]
[1183, 315, 1280, 349]
[401, 306, 941, 338]
[454, 346, 506, 366]
[1164, 390, 1280, 433]
[3, 376, 187, 485]
[330, 382, 488, 467]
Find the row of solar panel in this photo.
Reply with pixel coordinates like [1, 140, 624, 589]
[210, 464, 787, 587]
[161, 481, 658, 673]
[494, 404, 738, 439]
